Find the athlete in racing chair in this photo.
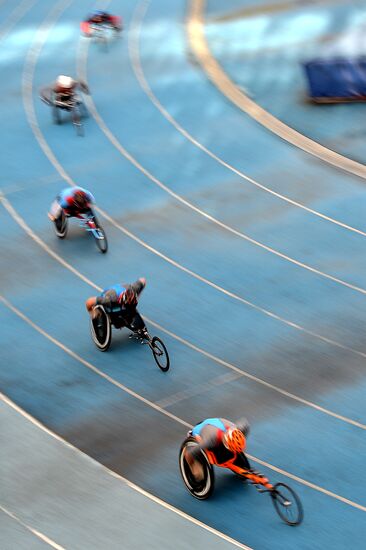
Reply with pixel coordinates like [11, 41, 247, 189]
[81, 10, 122, 36]
[48, 186, 95, 236]
[184, 417, 255, 483]
[86, 278, 147, 335]
[40, 75, 89, 110]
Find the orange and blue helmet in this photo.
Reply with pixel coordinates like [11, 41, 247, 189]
[223, 428, 246, 453]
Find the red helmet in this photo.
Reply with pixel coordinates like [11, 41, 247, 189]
[120, 288, 137, 306]
[73, 190, 88, 209]
[223, 428, 246, 453]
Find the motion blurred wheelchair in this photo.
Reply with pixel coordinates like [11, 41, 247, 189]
[40, 90, 88, 136]
[90, 305, 170, 372]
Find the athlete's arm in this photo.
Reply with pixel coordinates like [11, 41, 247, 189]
[130, 278, 146, 296]
[95, 289, 118, 308]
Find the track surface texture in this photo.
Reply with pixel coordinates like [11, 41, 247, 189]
[1, 0, 366, 548]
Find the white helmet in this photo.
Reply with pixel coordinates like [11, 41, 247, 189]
[56, 75, 73, 88]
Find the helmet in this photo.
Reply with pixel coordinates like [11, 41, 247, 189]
[56, 75, 73, 89]
[120, 288, 137, 306]
[73, 190, 88, 209]
[223, 428, 246, 453]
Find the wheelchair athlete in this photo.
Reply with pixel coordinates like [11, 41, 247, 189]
[40, 75, 89, 110]
[81, 10, 122, 35]
[184, 417, 254, 483]
[48, 187, 95, 236]
[86, 278, 147, 334]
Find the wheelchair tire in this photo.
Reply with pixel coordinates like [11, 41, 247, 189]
[90, 305, 111, 351]
[179, 438, 214, 500]
[93, 225, 108, 253]
[52, 105, 61, 124]
[72, 105, 84, 137]
[53, 212, 67, 238]
[271, 483, 303, 526]
[151, 336, 169, 372]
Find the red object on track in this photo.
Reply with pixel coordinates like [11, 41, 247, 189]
[80, 21, 90, 35]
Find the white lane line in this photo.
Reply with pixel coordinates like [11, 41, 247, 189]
[0, 393, 252, 550]
[1, 191, 365, 431]
[129, 0, 366, 240]
[187, 0, 366, 180]
[151, 318, 366, 429]
[76, 21, 366, 298]
[1, 297, 366, 513]
[0, 0, 38, 42]
[0, 505, 65, 550]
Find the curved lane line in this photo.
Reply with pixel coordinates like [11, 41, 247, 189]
[187, 0, 366, 180]
[1, 192, 365, 431]
[129, 0, 366, 240]
[75, 20, 366, 297]
[0, 393, 252, 550]
[0, 505, 65, 550]
[1, 298, 366, 512]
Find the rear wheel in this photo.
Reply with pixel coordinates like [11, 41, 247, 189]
[100, 26, 109, 51]
[151, 336, 169, 372]
[54, 211, 67, 238]
[179, 439, 214, 500]
[79, 101, 89, 119]
[72, 105, 84, 136]
[52, 105, 61, 124]
[271, 483, 303, 526]
[90, 305, 111, 351]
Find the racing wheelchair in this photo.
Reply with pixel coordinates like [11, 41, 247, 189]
[40, 90, 88, 136]
[53, 209, 107, 253]
[52, 94, 88, 136]
[179, 435, 303, 526]
[90, 305, 170, 372]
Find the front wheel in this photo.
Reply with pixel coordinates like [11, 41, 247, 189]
[90, 305, 111, 351]
[271, 483, 303, 526]
[179, 438, 214, 500]
[151, 336, 169, 372]
[93, 225, 108, 253]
